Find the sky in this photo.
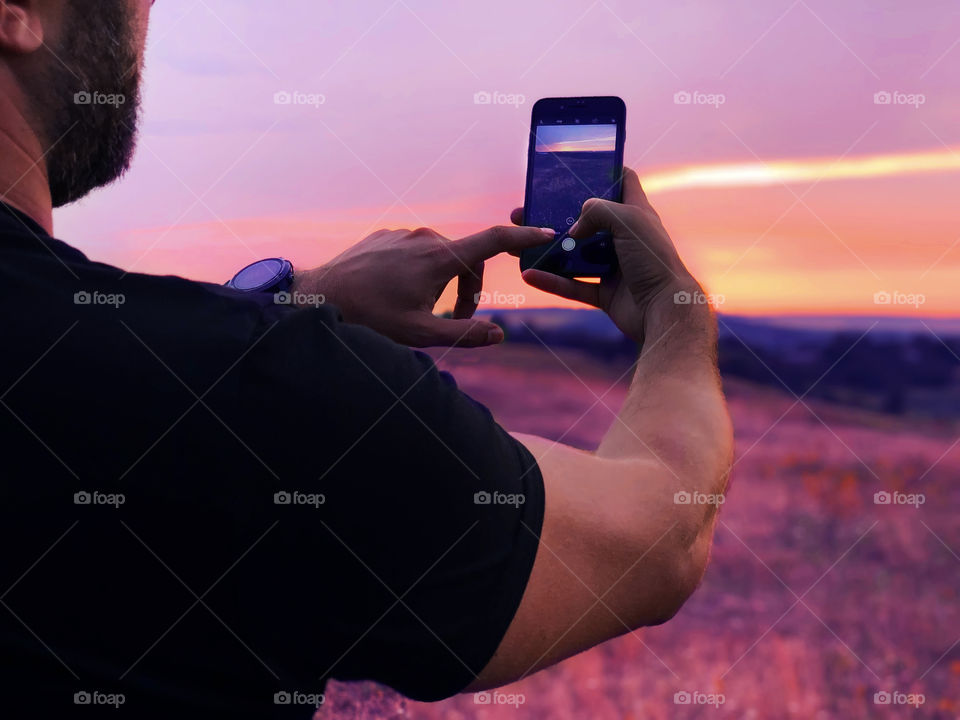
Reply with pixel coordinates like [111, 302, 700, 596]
[55, 0, 960, 316]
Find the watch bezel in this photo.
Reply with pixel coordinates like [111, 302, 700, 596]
[226, 258, 294, 294]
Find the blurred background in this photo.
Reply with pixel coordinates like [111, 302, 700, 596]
[59, 0, 960, 717]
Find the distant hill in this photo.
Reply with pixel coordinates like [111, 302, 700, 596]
[738, 314, 960, 337]
[478, 309, 960, 419]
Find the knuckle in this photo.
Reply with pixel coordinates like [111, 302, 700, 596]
[461, 260, 484, 281]
[639, 207, 661, 227]
[365, 228, 393, 241]
[581, 197, 606, 215]
[458, 323, 485, 345]
[411, 226, 440, 239]
[487, 225, 511, 247]
[623, 206, 647, 224]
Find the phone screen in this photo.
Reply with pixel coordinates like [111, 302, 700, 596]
[527, 123, 620, 231]
[521, 100, 624, 277]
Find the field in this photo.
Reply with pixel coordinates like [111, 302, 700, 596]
[527, 150, 619, 231]
[318, 344, 960, 719]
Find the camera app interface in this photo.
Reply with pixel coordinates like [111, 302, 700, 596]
[528, 123, 618, 236]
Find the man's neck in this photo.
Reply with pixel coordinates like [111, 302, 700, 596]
[0, 81, 54, 235]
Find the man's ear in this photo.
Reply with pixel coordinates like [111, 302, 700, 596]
[0, 1, 45, 54]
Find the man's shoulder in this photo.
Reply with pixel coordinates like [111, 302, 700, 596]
[1, 226, 298, 330]
[0, 231, 334, 387]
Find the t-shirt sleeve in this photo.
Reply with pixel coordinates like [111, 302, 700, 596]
[231, 303, 545, 702]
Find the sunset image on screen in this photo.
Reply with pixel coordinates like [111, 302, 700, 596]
[535, 124, 617, 153]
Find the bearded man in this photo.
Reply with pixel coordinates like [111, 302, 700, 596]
[0, 2, 731, 718]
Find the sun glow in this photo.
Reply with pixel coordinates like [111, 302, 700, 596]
[642, 148, 960, 193]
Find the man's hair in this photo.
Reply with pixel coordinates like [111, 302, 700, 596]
[24, 0, 143, 207]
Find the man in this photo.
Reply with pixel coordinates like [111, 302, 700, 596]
[0, 1, 732, 718]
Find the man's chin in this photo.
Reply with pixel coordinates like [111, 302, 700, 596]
[51, 171, 126, 209]
[48, 123, 139, 208]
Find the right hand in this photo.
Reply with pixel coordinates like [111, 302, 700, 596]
[293, 224, 556, 348]
[511, 168, 700, 344]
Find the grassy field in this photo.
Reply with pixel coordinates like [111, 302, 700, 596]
[318, 344, 960, 719]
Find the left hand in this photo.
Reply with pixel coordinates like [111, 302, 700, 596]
[508, 168, 695, 345]
[292, 225, 555, 348]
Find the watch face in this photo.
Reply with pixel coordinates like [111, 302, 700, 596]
[233, 258, 286, 291]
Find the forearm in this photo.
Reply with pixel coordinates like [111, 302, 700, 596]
[597, 277, 732, 497]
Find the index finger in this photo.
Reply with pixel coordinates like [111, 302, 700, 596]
[450, 225, 556, 269]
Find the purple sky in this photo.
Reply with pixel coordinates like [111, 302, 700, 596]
[55, 0, 960, 314]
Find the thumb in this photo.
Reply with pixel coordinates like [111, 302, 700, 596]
[416, 315, 504, 348]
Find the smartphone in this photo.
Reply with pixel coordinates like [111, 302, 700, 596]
[520, 96, 626, 278]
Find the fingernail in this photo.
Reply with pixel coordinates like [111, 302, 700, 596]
[486, 327, 504, 344]
[540, 227, 556, 238]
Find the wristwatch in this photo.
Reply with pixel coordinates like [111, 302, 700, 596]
[225, 258, 294, 294]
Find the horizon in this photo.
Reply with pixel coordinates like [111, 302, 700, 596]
[477, 306, 960, 332]
[53, 0, 960, 317]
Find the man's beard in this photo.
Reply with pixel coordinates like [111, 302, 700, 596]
[29, 0, 143, 208]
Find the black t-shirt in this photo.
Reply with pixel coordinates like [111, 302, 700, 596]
[0, 202, 544, 719]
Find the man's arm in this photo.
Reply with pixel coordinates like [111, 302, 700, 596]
[287, 168, 730, 692]
[468, 171, 733, 689]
